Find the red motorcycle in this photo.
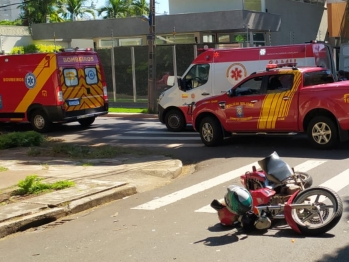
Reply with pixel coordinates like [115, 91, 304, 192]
[211, 152, 343, 236]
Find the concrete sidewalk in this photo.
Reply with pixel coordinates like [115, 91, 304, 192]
[0, 154, 183, 239]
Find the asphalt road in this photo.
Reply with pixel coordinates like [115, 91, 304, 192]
[0, 117, 349, 261]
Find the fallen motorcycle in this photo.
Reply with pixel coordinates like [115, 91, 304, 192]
[211, 152, 343, 236]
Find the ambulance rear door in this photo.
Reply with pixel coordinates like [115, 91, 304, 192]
[58, 51, 105, 116]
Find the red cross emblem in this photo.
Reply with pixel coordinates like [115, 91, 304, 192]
[231, 67, 242, 81]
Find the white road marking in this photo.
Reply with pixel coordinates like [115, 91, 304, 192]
[319, 168, 349, 192]
[195, 160, 327, 213]
[131, 162, 259, 210]
[291, 160, 327, 173]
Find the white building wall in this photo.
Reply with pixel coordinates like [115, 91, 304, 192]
[0, 0, 21, 21]
[169, 0, 244, 14]
[0, 26, 93, 54]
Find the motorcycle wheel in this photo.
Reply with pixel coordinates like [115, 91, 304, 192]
[291, 186, 343, 236]
[285, 172, 313, 188]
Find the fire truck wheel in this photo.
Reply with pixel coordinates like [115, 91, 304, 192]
[165, 109, 185, 132]
[30, 110, 52, 133]
[307, 116, 338, 149]
[78, 117, 96, 127]
[199, 116, 223, 146]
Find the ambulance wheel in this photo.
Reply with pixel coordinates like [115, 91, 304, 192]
[165, 109, 185, 132]
[78, 117, 96, 127]
[199, 116, 223, 146]
[30, 110, 52, 133]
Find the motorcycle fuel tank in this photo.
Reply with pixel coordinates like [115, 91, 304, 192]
[250, 188, 276, 205]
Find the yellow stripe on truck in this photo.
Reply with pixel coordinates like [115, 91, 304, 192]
[14, 54, 56, 114]
[258, 71, 302, 129]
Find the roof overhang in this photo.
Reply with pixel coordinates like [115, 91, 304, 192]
[31, 10, 281, 40]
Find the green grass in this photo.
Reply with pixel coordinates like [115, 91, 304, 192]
[0, 166, 8, 172]
[109, 98, 148, 103]
[14, 175, 75, 195]
[28, 143, 153, 159]
[108, 108, 148, 113]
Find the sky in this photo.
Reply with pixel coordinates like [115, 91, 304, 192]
[95, 0, 170, 15]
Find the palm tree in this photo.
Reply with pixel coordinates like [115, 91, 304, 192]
[131, 0, 149, 16]
[18, 0, 58, 25]
[60, 0, 96, 21]
[98, 0, 132, 19]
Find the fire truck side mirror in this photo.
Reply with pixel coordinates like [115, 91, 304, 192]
[227, 88, 235, 97]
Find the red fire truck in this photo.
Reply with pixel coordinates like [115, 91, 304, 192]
[192, 63, 349, 149]
[0, 48, 108, 132]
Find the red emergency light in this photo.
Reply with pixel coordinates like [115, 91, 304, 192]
[266, 63, 297, 71]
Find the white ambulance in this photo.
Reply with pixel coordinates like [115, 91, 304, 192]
[158, 42, 337, 132]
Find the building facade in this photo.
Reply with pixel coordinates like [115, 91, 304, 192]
[0, 0, 20, 21]
[28, 0, 347, 50]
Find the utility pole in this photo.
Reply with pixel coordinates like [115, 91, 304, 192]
[147, 0, 157, 113]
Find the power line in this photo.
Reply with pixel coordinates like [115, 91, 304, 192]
[0, 1, 30, 8]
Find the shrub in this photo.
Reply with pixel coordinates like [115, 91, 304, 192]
[10, 44, 63, 54]
[0, 131, 44, 149]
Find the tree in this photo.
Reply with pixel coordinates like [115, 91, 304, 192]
[97, 0, 132, 19]
[59, 0, 96, 21]
[131, 0, 149, 16]
[18, 0, 58, 25]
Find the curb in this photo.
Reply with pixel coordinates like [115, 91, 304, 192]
[0, 184, 137, 239]
[105, 113, 157, 119]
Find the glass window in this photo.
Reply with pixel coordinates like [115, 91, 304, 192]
[100, 39, 118, 47]
[85, 67, 98, 85]
[235, 76, 262, 96]
[155, 34, 195, 45]
[63, 68, 78, 87]
[184, 64, 210, 90]
[267, 74, 294, 93]
[303, 70, 335, 87]
[203, 34, 215, 43]
[218, 34, 230, 43]
[253, 33, 265, 42]
[119, 38, 142, 46]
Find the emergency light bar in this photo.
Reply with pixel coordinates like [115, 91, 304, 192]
[59, 47, 94, 52]
[266, 63, 298, 71]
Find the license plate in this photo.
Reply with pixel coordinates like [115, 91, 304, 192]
[68, 100, 80, 106]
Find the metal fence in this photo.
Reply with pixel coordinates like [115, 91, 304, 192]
[96, 44, 214, 102]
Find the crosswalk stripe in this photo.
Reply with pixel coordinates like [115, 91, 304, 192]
[319, 168, 349, 192]
[291, 160, 327, 173]
[131, 162, 259, 210]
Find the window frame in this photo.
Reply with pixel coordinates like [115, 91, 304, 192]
[63, 68, 79, 87]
